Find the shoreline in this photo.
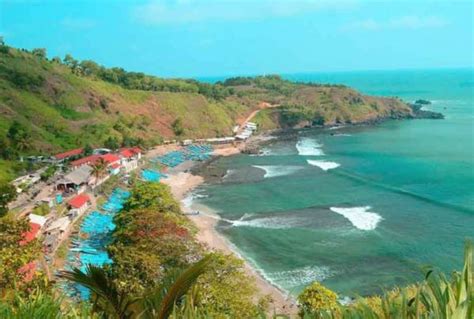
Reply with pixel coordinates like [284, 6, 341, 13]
[160, 143, 298, 316]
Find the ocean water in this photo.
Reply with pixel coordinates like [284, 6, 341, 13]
[193, 69, 474, 297]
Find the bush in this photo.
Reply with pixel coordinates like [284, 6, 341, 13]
[32, 203, 50, 216]
[298, 282, 338, 317]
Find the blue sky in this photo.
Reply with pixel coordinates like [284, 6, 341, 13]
[1, 0, 472, 78]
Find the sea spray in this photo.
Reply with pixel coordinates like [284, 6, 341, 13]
[329, 206, 382, 230]
[307, 160, 340, 171]
[296, 138, 325, 156]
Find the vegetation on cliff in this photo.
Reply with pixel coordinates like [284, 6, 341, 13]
[1, 42, 416, 182]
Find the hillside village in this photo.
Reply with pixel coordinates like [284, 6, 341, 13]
[7, 115, 261, 284]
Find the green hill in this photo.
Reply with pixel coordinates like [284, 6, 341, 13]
[0, 43, 414, 181]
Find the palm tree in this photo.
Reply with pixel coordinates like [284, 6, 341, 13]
[59, 255, 212, 319]
[91, 158, 108, 186]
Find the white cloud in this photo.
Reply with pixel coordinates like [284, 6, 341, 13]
[61, 18, 96, 29]
[342, 15, 448, 31]
[388, 16, 447, 29]
[133, 0, 357, 25]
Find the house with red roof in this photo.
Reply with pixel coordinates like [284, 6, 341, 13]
[20, 222, 41, 246]
[101, 153, 122, 175]
[53, 148, 84, 162]
[70, 154, 101, 169]
[67, 193, 91, 218]
[119, 147, 142, 173]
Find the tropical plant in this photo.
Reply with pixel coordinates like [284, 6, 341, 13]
[59, 255, 212, 319]
[297, 240, 473, 319]
[91, 158, 108, 186]
[0, 216, 39, 293]
[0, 183, 17, 217]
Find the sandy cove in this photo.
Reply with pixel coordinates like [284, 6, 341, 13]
[160, 144, 297, 316]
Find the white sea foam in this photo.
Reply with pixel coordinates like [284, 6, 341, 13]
[333, 133, 352, 137]
[328, 125, 345, 130]
[307, 160, 340, 171]
[230, 216, 293, 229]
[222, 169, 236, 180]
[181, 192, 207, 208]
[329, 206, 382, 230]
[253, 165, 303, 178]
[296, 138, 325, 156]
[266, 265, 334, 288]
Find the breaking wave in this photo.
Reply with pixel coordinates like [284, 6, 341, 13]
[329, 206, 382, 230]
[296, 138, 325, 156]
[253, 165, 303, 178]
[182, 192, 208, 209]
[266, 265, 335, 289]
[230, 216, 293, 229]
[307, 160, 340, 171]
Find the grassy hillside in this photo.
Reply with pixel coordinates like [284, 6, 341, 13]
[0, 44, 414, 181]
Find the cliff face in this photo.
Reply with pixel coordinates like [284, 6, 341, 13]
[0, 46, 415, 155]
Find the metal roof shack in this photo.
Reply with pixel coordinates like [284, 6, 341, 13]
[45, 217, 70, 234]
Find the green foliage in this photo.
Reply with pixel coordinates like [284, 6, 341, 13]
[195, 252, 261, 318]
[40, 165, 57, 181]
[83, 144, 93, 156]
[0, 137, 18, 160]
[0, 183, 17, 217]
[298, 282, 339, 318]
[91, 158, 108, 185]
[278, 105, 313, 128]
[32, 203, 50, 216]
[171, 118, 184, 136]
[59, 256, 212, 319]
[31, 48, 47, 59]
[0, 287, 93, 319]
[6, 121, 32, 151]
[0, 216, 39, 293]
[104, 136, 120, 150]
[123, 182, 180, 213]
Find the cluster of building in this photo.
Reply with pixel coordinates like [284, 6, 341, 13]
[18, 146, 143, 277]
[236, 121, 257, 140]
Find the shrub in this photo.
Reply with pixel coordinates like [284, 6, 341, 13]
[298, 282, 338, 317]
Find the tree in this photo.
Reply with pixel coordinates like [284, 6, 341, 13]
[59, 255, 212, 319]
[7, 121, 31, 151]
[0, 184, 17, 218]
[51, 56, 62, 64]
[123, 182, 180, 213]
[0, 36, 8, 54]
[0, 136, 17, 160]
[84, 144, 94, 156]
[91, 158, 108, 186]
[40, 166, 56, 182]
[297, 282, 338, 317]
[63, 53, 78, 71]
[0, 217, 39, 293]
[171, 118, 184, 137]
[104, 136, 120, 150]
[195, 252, 261, 318]
[31, 48, 47, 59]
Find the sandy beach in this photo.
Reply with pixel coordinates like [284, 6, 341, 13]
[161, 145, 297, 316]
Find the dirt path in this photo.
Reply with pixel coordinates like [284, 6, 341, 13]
[237, 102, 280, 131]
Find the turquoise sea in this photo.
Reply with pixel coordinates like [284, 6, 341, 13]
[194, 69, 474, 297]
